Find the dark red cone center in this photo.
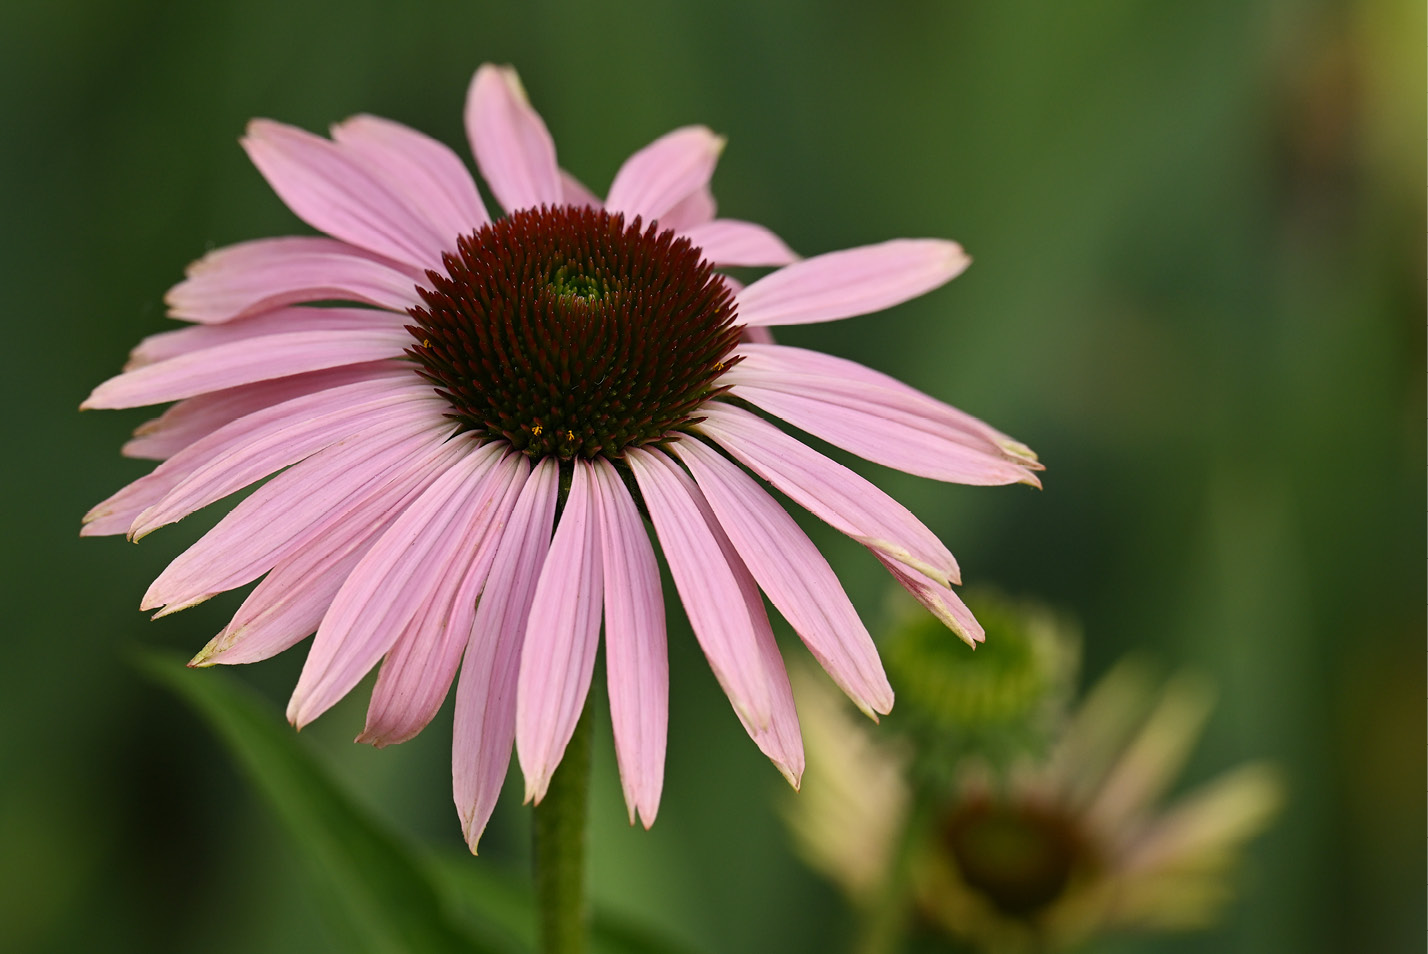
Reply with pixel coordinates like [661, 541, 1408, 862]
[406, 205, 741, 460]
[943, 797, 1095, 919]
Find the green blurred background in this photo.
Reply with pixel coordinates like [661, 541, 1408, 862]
[2, 0, 1421, 951]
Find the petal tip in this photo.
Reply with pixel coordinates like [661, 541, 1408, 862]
[149, 593, 208, 619]
[459, 806, 491, 855]
[285, 696, 311, 731]
[138, 585, 165, 612]
[187, 633, 231, 668]
[240, 118, 273, 147]
[943, 240, 971, 267]
[522, 766, 552, 806]
[479, 62, 529, 103]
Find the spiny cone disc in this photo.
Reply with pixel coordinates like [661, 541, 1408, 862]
[407, 205, 741, 460]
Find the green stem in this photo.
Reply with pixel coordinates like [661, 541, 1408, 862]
[533, 702, 593, 954]
[853, 785, 938, 954]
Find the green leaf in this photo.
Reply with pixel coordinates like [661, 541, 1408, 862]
[132, 649, 521, 954]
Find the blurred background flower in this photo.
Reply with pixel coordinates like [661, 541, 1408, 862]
[2, 1, 1419, 952]
[788, 595, 1282, 952]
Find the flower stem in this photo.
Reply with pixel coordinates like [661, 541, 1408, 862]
[854, 785, 937, 954]
[533, 701, 593, 954]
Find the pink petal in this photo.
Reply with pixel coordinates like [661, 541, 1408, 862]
[591, 458, 667, 827]
[242, 119, 447, 268]
[727, 593, 805, 790]
[626, 447, 773, 730]
[454, 457, 559, 852]
[127, 306, 403, 370]
[695, 402, 959, 584]
[604, 126, 725, 223]
[680, 220, 797, 268]
[658, 184, 716, 231]
[560, 169, 601, 209]
[674, 459, 804, 787]
[133, 390, 442, 538]
[83, 325, 413, 410]
[728, 375, 1039, 486]
[359, 452, 528, 746]
[142, 412, 455, 615]
[331, 113, 490, 246]
[84, 371, 421, 539]
[119, 362, 400, 461]
[465, 64, 562, 213]
[674, 436, 892, 718]
[192, 523, 387, 667]
[737, 239, 970, 327]
[286, 438, 508, 728]
[190, 437, 469, 667]
[517, 460, 604, 803]
[737, 343, 1040, 465]
[738, 323, 773, 346]
[877, 554, 984, 648]
[165, 237, 424, 324]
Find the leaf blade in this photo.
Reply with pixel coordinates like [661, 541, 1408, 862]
[132, 649, 519, 954]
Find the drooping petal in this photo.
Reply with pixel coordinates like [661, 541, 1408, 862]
[359, 452, 528, 746]
[673, 436, 893, 719]
[737, 239, 970, 327]
[680, 219, 797, 268]
[126, 306, 403, 371]
[165, 237, 424, 324]
[119, 362, 400, 461]
[465, 64, 562, 213]
[454, 458, 559, 852]
[242, 119, 448, 268]
[517, 460, 604, 804]
[695, 402, 959, 584]
[83, 325, 412, 410]
[728, 372, 1039, 487]
[604, 126, 725, 223]
[190, 436, 470, 667]
[652, 454, 804, 787]
[141, 411, 455, 615]
[627, 447, 772, 731]
[875, 554, 984, 648]
[735, 343, 1040, 466]
[286, 438, 507, 728]
[331, 113, 490, 245]
[191, 517, 390, 667]
[591, 458, 667, 827]
[85, 373, 425, 539]
[730, 603, 805, 790]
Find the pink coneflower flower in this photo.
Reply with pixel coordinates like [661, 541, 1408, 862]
[82, 64, 1041, 849]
